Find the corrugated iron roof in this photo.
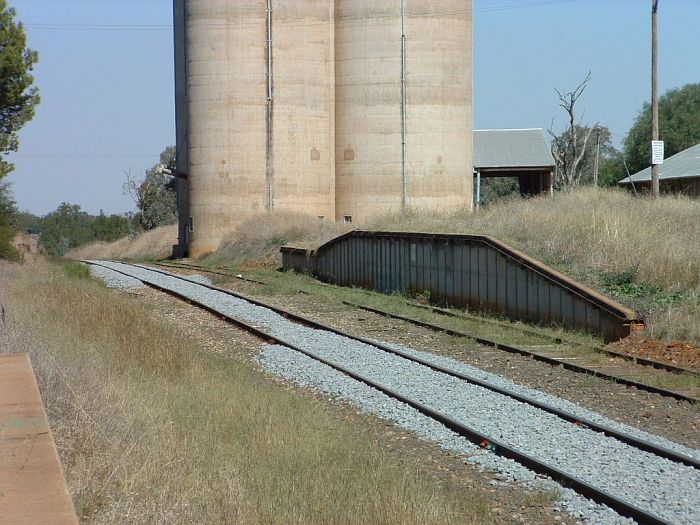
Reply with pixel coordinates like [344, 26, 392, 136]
[473, 128, 554, 169]
[619, 142, 700, 184]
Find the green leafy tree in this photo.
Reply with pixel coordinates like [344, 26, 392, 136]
[13, 209, 41, 233]
[126, 146, 177, 230]
[479, 177, 520, 206]
[597, 151, 627, 188]
[92, 210, 129, 242]
[0, 0, 40, 179]
[623, 83, 700, 174]
[0, 1, 39, 258]
[0, 181, 19, 260]
[40, 203, 94, 256]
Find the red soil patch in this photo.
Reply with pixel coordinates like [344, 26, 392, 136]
[609, 336, 700, 372]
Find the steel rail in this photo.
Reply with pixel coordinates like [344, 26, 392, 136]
[84, 260, 677, 525]
[91, 261, 699, 468]
[404, 301, 699, 377]
[152, 261, 269, 285]
[344, 301, 699, 404]
[156, 260, 697, 377]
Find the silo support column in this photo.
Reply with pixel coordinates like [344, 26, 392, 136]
[400, 0, 407, 210]
[265, 0, 275, 211]
[475, 171, 481, 209]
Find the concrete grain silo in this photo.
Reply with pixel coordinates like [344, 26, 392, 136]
[334, 0, 473, 223]
[174, 0, 336, 257]
[173, 0, 472, 257]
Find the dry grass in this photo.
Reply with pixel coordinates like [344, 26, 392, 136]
[368, 187, 700, 292]
[208, 211, 352, 269]
[0, 259, 489, 524]
[364, 188, 700, 342]
[66, 224, 177, 261]
[64, 188, 699, 341]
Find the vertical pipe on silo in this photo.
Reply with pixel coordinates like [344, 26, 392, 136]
[173, 0, 189, 255]
[400, 0, 408, 210]
[266, 0, 275, 210]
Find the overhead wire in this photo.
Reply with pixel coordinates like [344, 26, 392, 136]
[24, 0, 576, 32]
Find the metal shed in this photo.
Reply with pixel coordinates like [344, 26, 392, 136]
[618, 143, 700, 197]
[473, 128, 555, 206]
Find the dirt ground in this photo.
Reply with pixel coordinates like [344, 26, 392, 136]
[610, 336, 700, 372]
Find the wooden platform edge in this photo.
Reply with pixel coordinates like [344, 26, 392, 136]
[0, 353, 79, 525]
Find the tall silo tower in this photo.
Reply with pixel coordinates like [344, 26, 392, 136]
[334, 0, 473, 223]
[175, 0, 336, 257]
[174, 1, 472, 257]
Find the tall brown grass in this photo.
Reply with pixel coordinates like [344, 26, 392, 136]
[368, 188, 699, 292]
[0, 260, 490, 524]
[67, 224, 177, 261]
[62, 188, 699, 341]
[208, 211, 352, 269]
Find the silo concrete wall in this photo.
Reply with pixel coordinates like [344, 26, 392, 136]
[178, 1, 472, 257]
[405, 1, 472, 213]
[185, 1, 335, 257]
[271, 1, 336, 218]
[334, 0, 473, 223]
[334, 2, 404, 221]
[186, 1, 268, 257]
[173, 0, 189, 256]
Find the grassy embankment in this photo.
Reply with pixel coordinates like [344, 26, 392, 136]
[0, 259, 489, 525]
[68, 188, 700, 343]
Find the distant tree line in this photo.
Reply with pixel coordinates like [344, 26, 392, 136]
[11, 204, 129, 257]
[2, 145, 179, 259]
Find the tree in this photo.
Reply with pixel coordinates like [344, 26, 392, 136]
[623, 83, 700, 175]
[125, 146, 177, 230]
[0, 0, 40, 179]
[550, 124, 621, 187]
[92, 210, 129, 242]
[40, 203, 94, 256]
[0, 181, 18, 260]
[597, 151, 627, 188]
[549, 72, 596, 189]
[0, 1, 39, 258]
[480, 177, 520, 206]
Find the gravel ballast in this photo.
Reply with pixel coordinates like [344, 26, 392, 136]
[90, 261, 700, 525]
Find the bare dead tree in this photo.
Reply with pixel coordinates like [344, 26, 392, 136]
[549, 71, 595, 189]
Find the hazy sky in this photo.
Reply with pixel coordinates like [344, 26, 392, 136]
[6, 0, 700, 216]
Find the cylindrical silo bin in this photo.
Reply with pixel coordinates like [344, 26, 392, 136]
[334, 0, 473, 223]
[183, 1, 335, 257]
[272, 2, 336, 219]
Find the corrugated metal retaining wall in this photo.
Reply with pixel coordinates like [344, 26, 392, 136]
[281, 231, 643, 341]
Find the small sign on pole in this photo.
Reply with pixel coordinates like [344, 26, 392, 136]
[651, 140, 664, 165]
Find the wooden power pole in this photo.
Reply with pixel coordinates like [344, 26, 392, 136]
[651, 0, 660, 197]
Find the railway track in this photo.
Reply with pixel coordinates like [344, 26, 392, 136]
[85, 260, 699, 525]
[151, 260, 700, 401]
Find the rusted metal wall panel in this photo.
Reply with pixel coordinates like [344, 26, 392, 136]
[281, 231, 643, 341]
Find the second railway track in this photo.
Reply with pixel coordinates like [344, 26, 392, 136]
[151, 260, 700, 401]
[86, 260, 700, 525]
